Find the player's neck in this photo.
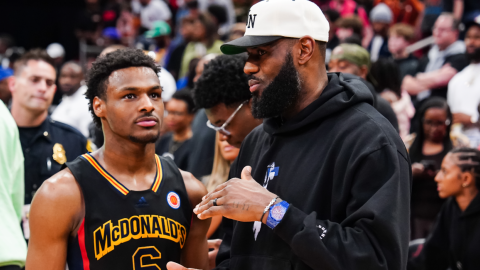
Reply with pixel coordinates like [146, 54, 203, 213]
[11, 102, 48, 127]
[101, 135, 157, 174]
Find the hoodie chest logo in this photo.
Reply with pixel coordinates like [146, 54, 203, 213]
[253, 162, 279, 240]
[263, 162, 279, 188]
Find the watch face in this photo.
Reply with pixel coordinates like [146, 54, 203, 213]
[271, 204, 286, 220]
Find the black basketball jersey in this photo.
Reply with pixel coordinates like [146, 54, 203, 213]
[66, 153, 192, 270]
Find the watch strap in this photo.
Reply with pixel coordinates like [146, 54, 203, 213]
[266, 201, 289, 229]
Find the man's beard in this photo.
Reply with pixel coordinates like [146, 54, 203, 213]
[467, 47, 480, 63]
[129, 132, 160, 144]
[250, 53, 302, 119]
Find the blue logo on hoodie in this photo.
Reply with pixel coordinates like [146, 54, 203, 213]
[263, 162, 279, 188]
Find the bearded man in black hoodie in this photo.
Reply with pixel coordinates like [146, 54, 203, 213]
[167, 0, 412, 269]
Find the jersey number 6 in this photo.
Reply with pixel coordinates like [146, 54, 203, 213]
[132, 246, 162, 269]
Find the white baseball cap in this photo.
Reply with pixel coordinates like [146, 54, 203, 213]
[221, 0, 329, 55]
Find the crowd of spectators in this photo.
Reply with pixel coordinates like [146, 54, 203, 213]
[1, 0, 480, 268]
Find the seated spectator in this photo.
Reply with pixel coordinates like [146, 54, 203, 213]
[0, 101, 27, 270]
[207, 4, 228, 38]
[328, 0, 370, 29]
[177, 57, 200, 91]
[335, 16, 363, 43]
[328, 44, 399, 132]
[406, 97, 459, 239]
[131, 0, 172, 33]
[179, 12, 223, 78]
[447, 16, 480, 147]
[375, 0, 424, 26]
[156, 90, 196, 171]
[0, 67, 13, 105]
[51, 62, 92, 137]
[388, 23, 420, 81]
[368, 3, 393, 62]
[402, 13, 469, 104]
[205, 132, 240, 239]
[166, 14, 196, 81]
[371, 58, 415, 138]
[144, 21, 171, 66]
[227, 23, 246, 42]
[324, 9, 341, 62]
[408, 147, 480, 270]
[198, 0, 236, 37]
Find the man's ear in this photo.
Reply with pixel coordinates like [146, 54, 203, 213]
[93, 96, 106, 118]
[296, 36, 316, 65]
[359, 65, 369, 79]
[8, 76, 15, 94]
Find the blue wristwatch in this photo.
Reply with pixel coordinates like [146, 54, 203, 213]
[266, 200, 289, 229]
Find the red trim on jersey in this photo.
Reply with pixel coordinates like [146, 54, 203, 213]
[78, 219, 91, 270]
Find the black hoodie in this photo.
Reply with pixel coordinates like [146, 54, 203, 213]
[215, 73, 412, 270]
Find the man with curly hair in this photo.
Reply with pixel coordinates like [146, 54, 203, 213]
[193, 54, 262, 148]
[26, 49, 210, 270]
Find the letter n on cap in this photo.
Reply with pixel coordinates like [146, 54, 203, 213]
[247, 14, 257, 28]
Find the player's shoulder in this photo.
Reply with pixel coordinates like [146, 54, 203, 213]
[179, 169, 207, 206]
[34, 168, 82, 207]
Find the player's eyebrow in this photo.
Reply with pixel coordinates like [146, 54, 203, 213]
[118, 85, 161, 91]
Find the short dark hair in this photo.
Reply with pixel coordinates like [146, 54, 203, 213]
[13, 49, 55, 75]
[208, 4, 228, 25]
[389, 23, 415, 42]
[324, 9, 340, 24]
[198, 12, 219, 47]
[171, 89, 196, 114]
[336, 16, 363, 36]
[193, 54, 251, 109]
[86, 48, 159, 128]
[370, 58, 401, 97]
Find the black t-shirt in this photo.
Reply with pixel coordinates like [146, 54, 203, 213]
[155, 133, 192, 171]
[416, 53, 469, 100]
[409, 144, 450, 219]
[394, 54, 419, 81]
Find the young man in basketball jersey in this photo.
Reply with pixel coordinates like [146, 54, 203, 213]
[25, 49, 210, 270]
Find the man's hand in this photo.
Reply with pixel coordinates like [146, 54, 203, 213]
[453, 113, 473, 126]
[166, 262, 200, 270]
[194, 166, 277, 223]
[208, 239, 222, 269]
